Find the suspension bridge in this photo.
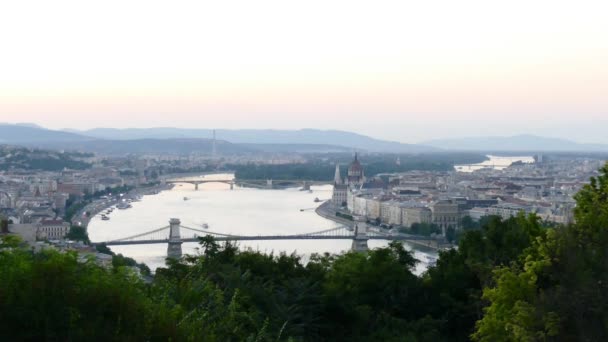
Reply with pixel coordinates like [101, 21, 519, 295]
[92, 218, 431, 258]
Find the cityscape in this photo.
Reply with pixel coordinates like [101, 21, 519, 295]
[2, 125, 608, 340]
[2, 1, 608, 340]
[2, 137, 602, 252]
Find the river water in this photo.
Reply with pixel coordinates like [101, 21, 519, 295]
[88, 176, 436, 274]
[454, 155, 535, 172]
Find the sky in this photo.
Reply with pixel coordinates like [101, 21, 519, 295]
[1, 0, 607, 143]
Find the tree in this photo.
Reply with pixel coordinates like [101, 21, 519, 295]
[460, 215, 480, 230]
[445, 226, 456, 243]
[66, 226, 90, 243]
[474, 163, 608, 341]
[0, 247, 179, 340]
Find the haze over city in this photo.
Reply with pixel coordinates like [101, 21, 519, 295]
[2, 0, 607, 143]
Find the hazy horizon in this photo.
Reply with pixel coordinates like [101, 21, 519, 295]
[3, 121, 608, 146]
[2, 1, 607, 144]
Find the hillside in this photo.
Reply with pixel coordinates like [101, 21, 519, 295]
[0, 124, 92, 144]
[76, 128, 439, 153]
[41, 138, 255, 156]
[0, 145, 90, 171]
[423, 134, 608, 152]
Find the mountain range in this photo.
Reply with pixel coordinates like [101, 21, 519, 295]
[69, 127, 437, 153]
[1, 124, 607, 154]
[422, 134, 608, 152]
[0, 124, 437, 154]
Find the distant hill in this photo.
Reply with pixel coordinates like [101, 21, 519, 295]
[422, 134, 608, 152]
[41, 138, 255, 156]
[1, 124, 433, 154]
[240, 143, 352, 153]
[0, 145, 90, 171]
[0, 124, 92, 144]
[75, 128, 438, 153]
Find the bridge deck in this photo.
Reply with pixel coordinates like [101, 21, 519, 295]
[97, 235, 431, 246]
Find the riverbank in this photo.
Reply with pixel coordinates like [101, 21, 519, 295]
[315, 200, 354, 226]
[315, 200, 446, 251]
[73, 183, 173, 227]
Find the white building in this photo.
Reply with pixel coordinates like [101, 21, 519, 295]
[366, 198, 381, 219]
[402, 207, 433, 227]
[332, 184, 348, 207]
[36, 220, 70, 240]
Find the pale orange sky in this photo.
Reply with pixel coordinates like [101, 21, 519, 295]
[1, 0, 607, 143]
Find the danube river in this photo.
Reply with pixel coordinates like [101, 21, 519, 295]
[454, 155, 535, 172]
[88, 178, 436, 274]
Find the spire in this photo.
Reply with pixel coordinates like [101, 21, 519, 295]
[334, 163, 342, 185]
[354, 152, 358, 161]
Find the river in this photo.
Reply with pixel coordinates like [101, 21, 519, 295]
[455, 155, 535, 172]
[88, 175, 437, 274]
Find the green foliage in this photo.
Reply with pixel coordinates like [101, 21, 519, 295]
[445, 226, 456, 243]
[473, 163, 608, 341]
[335, 212, 353, 220]
[0, 234, 24, 248]
[230, 153, 486, 180]
[0, 247, 180, 340]
[66, 226, 90, 243]
[93, 243, 151, 276]
[112, 253, 152, 276]
[406, 222, 441, 236]
[64, 200, 88, 222]
[0, 146, 90, 171]
[95, 243, 113, 254]
[460, 215, 479, 230]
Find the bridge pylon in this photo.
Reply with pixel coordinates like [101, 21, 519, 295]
[351, 216, 369, 252]
[302, 181, 311, 191]
[167, 218, 183, 258]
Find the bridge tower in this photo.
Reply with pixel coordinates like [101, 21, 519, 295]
[194, 183, 200, 191]
[302, 181, 311, 191]
[167, 218, 183, 258]
[351, 215, 369, 252]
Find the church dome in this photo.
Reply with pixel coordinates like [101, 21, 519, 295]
[348, 153, 362, 174]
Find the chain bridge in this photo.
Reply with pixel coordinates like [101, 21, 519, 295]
[92, 218, 431, 258]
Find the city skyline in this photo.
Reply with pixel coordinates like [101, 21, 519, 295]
[2, 0, 607, 143]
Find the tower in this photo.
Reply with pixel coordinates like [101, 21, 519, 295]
[346, 152, 365, 187]
[167, 218, 183, 258]
[334, 163, 342, 185]
[332, 163, 347, 206]
[351, 215, 369, 252]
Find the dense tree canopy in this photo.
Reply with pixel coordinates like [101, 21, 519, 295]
[473, 163, 608, 341]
